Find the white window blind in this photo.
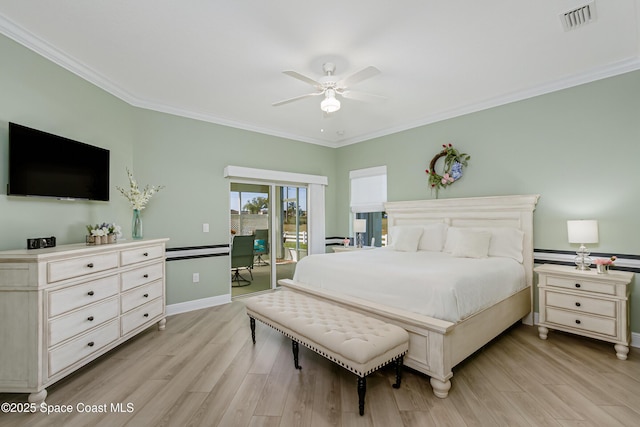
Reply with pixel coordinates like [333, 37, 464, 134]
[349, 166, 387, 213]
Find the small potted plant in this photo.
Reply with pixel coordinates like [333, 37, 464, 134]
[594, 255, 616, 274]
[86, 223, 121, 245]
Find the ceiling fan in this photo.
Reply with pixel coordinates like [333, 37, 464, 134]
[272, 62, 385, 113]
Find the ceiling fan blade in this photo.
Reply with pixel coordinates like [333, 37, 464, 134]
[272, 92, 322, 107]
[340, 90, 386, 103]
[337, 66, 380, 88]
[283, 70, 323, 88]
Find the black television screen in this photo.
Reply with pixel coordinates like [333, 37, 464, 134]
[8, 123, 110, 201]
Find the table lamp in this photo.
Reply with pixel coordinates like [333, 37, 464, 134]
[567, 220, 598, 270]
[354, 219, 367, 248]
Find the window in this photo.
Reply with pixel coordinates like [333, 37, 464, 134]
[349, 166, 387, 246]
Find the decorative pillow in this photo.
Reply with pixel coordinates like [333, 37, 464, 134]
[418, 222, 447, 252]
[390, 226, 424, 252]
[482, 227, 524, 263]
[450, 229, 492, 258]
[445, 226, 524, 262]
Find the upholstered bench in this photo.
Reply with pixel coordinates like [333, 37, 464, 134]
[244, 290, 409, 416]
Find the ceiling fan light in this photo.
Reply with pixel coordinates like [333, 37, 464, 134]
[320, 93, 341, 113]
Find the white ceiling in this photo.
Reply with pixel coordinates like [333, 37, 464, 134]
[0, 0, 639, 148]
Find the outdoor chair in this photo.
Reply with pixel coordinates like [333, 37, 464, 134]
[254, 229, 269, 265]
[231, 234, 254, 287]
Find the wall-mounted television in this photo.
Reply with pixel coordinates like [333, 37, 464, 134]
[8, 122, 110, 201]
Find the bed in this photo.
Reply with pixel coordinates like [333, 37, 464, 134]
[278, 194, 539, 398]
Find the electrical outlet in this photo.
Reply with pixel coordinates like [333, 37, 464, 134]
[192, 273, 200, 283]
[202, 223, 209, 233]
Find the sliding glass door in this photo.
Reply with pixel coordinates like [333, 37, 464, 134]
[229, 182, 308, 297]
[230, 183, 271, 296]
[275, 185, 307, 283]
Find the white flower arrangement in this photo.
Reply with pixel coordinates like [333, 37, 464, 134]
[87, 223, 121, 236]
[116, 168, 164, 210]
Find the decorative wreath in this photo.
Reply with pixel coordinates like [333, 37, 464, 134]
[425, 143, 470, 195]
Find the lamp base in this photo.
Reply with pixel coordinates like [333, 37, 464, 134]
[356, 233, 363, 248]
[574, 245, 592, 270]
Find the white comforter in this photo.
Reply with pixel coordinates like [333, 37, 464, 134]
[292, 248, 526, 323]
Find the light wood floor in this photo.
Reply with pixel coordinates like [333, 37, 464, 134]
[2, 300, 639, 427]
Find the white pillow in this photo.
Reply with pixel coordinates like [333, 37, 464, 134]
[483, 227, 524, 262]
[445, 226, 524, 262]
[418, 222, 447, 252]
[390, 226, 424, 252]
[450, 229, 492, 258]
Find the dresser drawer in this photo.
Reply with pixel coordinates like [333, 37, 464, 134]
[545, 307, 617, 337]
[48, 275, 119, 317]
[120, 244, 164, 266]
[546, 276, 614, 295]
[121, 280, 163, 313]
[121, 298, 163, 336]
[48, 319, 120, 377]
[121, 262, 163, 292]
[546, 291, 616, 318]
[48, 296, 119, 347]
[47, 252, 118, 283]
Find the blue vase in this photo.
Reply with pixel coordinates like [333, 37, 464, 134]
[132, 209, 143, 239]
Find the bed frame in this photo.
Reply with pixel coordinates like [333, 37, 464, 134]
[279, 194, 539, 398]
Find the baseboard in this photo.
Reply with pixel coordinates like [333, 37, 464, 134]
[166, 294, 231, 316]
[532, 312, 639, 349]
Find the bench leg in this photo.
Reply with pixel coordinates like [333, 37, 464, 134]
[393, 355, 404, 389]
[292, 340, 301, 369]
[249, 317, 256, 344]
[357, 376, 366, 416]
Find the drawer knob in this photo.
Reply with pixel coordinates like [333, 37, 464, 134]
[575, 302, 581, 307]
[87, 316, 94, 321]
[143, 293, 149, 298]
[87, 291, 95, 296]
[575, 319, 581, 325]
[87, 263, 94, 268]
[143, 274, 149, 278]
[143, 252, 149, 257]
[575, 283, 581, 288]
[143, 313, 149, 317]
[88, 341, 95, 347]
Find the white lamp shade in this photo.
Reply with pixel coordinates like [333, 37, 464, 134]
[567, 220, 598, 244]
[354, 219, 367, 233]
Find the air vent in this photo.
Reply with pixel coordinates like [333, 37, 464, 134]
[560, 1, 596, 31]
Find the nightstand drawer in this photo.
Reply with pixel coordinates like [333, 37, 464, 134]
[546, 291, 616, 317]
[546, 276, 614, 295]
[546, 307, 616, 337]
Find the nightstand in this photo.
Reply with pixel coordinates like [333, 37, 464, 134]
[535, 264, 633, 360]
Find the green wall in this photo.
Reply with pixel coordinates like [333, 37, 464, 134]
[336, 71, 640, 332]
[1, 31, 638, 333]
[0, 34, 337, 307]
[0, 34, 134, 250]
[130, 109, 337, 304]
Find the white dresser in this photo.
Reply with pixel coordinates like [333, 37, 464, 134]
[535, 264, 633, 360]
[0, 238, 168, 403]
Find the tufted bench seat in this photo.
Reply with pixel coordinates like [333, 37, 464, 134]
[244, 290, 409, 416]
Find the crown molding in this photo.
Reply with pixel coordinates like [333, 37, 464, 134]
[2, 14, 639, 149]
